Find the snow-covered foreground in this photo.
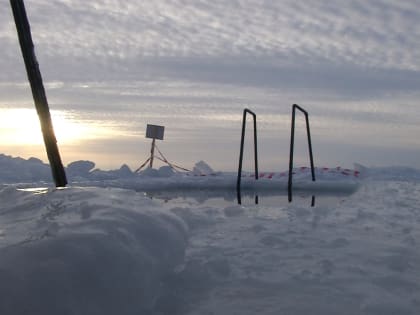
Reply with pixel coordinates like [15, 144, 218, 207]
[0, 186, 188, 314]
[1, 155, 420, 314]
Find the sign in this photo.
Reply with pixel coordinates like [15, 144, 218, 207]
[146, 124, 165, 140]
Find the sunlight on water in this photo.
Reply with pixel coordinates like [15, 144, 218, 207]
[17, 187, 50, 195]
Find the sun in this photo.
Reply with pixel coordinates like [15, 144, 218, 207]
[0, 108, 108, 145]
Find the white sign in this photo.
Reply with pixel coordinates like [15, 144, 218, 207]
[146, 124, 165, 140]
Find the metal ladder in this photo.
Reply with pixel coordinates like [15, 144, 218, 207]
[236, 105, 316, 205]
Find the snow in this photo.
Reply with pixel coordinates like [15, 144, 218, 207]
[1, 154, 420, 314]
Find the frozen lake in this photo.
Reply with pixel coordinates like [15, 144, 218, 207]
[1, 164, 419, 314]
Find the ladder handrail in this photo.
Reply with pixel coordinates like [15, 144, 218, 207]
[237, 108, 259, 195]
[288, 104, 315, 197]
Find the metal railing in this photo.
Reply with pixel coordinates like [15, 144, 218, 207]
[288, 104, 315, 201]
[237, 108, 259, 204]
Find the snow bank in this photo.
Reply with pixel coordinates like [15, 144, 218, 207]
[0, 187, 188, 314]
[0, 154, 364, 197]
[1, 151, 420, 187]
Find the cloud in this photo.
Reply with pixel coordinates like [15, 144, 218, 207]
[2, 0, 420, 93]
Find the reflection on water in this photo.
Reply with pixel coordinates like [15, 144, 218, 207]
[146, 189, 353, 209]
[17, 187, 50, 195]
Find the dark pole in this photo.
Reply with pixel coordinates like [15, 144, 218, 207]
[288, 106, 296, 193]
[288, 104, 316, 202]
[305, 114, 316, 181]
[10, 0, 67, 187]
[237, 108, 259, 204]
[252, 112, 259, 179]
[149, 138, 156, 168]
[237, 110, 247, 205]
[237, 110, 246, 196]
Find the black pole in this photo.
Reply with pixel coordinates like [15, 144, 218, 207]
[305, 114, 316, 181]
[288, 106, 296, 193]
[237, 110, 247, 194]
[288, 104, 315, 201]
[10, 0, 67, 187]
[253, 112, 259, 180]
[237, 108, 259, 204]
[254, 113, 259, 204]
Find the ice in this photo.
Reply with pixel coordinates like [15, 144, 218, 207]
[0, 153, 420, 314]
[0, 187, 188, 314]
[192, 160, 215, 175]
[67, 160, 95, 175]
[139, 165, 175, 178]
[0, 153, 51, 183]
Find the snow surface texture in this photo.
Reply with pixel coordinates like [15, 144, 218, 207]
[1, 154, 420, 314]
[0, 187, 188, 315]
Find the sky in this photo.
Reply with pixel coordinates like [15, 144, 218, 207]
[1, 0, 420, 171]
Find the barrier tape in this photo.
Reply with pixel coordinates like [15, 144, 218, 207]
[134, 157, 151, 173]
[187, 167, 360, 178]
[155, 145, 191, 172]
[135, 144, 191, 173]
[135, 149, 360, 179]
[249, 167, 360, 179]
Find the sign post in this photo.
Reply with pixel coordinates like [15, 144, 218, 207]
[145, 124, 165, 168]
